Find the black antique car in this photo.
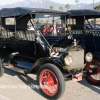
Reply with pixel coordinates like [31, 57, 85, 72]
[0, 7, 93, 99]
[68, 9, 100, 86]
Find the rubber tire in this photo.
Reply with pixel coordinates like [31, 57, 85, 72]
[85, 60, 100, 86]
[37, 63, 65, 100]
[0, 59, 4, 77]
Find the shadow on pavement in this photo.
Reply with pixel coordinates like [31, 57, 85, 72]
[17, 74, 43, 96]
[4, 68, 44, 98]
[78, 78, 100, 94]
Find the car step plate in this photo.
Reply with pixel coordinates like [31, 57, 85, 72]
[4, 64, 25, 74]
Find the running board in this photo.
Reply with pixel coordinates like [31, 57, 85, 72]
[4, 64, 29, 75]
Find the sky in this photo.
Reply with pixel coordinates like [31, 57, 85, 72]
[0, 0, 100, 5]
[52, 0, 100, 4]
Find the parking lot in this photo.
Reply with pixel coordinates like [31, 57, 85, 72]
[0, 68, 99, 100]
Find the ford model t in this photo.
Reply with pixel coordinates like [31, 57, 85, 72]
[68, 9, 100, 86]
[0, 7, 93, 99]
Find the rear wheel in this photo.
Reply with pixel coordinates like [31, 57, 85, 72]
[85, 60, 100, 86]
[0, 59, 4, 77]
[37, 63, 65, 100]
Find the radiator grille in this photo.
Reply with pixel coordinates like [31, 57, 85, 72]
[69, 50, 84, 69]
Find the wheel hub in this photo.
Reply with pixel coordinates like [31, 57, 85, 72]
[46, 77, 54, 86]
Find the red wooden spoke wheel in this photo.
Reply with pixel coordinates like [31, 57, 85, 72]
[37, 63, 65, 99]
[85, 60, 100, 86]
[40, 69, 58, 96]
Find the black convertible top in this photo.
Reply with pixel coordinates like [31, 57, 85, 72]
[0, 7, 70, 17]
[68, 9, 100, 17]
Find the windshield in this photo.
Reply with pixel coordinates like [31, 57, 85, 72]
[28, 13, 66, 36]
[84, 18, 100, 30]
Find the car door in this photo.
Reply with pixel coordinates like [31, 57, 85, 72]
[83, 30, 96, 52]
[94, 30, 100, 52]
[0, 30, 15, 54]
[14, 30, 36, 58]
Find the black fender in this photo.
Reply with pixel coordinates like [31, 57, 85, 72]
[29, 57, 64, 73]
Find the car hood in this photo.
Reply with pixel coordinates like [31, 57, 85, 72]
[45, 36, 73, 47]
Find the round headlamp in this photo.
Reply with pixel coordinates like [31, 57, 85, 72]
[64, 55, 73, 66]
[85, 52, 93, 62]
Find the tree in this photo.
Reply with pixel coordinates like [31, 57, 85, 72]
[50, 5, 54, 10]
[59, 6, 63, 10]
[94, 4, 100, 10]
[65, 4, 70, 11]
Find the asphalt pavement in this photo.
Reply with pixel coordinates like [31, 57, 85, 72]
[0, 94, 10, 100]
[0, 68, 100, 100]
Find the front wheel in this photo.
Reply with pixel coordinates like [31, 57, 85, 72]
[37, 63, 65, 100]
[85, 60, 100, 86]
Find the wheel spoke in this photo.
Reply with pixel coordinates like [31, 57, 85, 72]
[86, 60, 100, 82]
[91, 73, 100, 80]
[40, 69, 58, 96]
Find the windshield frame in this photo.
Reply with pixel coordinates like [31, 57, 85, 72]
[28, 13, 67, 37]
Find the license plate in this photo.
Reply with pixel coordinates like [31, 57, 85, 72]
[72, 73, 82, 82]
